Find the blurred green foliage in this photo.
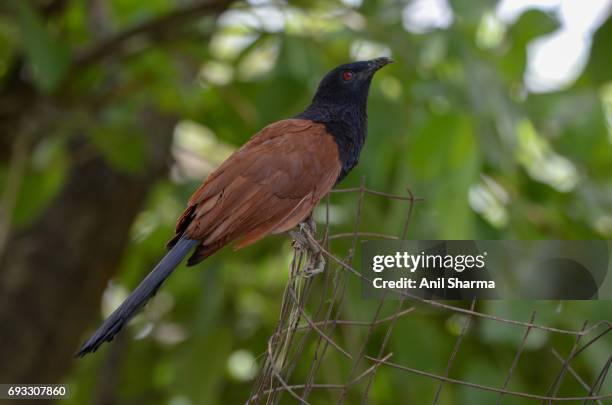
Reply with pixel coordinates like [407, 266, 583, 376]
[1, 0, 611, 403]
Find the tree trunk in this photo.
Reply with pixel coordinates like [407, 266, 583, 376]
[0, 108, 175, 383]
[0, 0, 235, 385]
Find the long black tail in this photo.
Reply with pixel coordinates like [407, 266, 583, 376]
[76, 235, 198, 357]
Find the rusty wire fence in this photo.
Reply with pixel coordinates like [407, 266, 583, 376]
[246, 181, 611, 404]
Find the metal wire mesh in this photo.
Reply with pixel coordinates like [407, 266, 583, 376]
[247, 181, 611, 404]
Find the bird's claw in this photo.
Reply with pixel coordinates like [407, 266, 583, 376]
[291, 238, 305, 251]
[290, 218, 325, 277]
[303, 254, 325, 277]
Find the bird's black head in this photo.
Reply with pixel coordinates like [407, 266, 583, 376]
[297, 57, 394, 183]
[309, 57, 394, 109]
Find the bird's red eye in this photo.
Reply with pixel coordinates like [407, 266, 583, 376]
[342, 71, 353, 81]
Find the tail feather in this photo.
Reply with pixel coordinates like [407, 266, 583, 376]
[76, 235, 198, 357]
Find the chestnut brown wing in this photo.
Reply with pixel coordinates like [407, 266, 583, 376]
[169, 119, 341, 265]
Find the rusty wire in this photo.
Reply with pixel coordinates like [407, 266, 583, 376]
[246, 184, 611, 404]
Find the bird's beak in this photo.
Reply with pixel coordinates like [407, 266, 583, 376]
[367, 57, 394, 73]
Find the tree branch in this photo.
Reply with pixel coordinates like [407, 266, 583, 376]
[72, 0, 233, 72]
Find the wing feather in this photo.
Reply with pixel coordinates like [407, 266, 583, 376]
[168, 119, 341, 265]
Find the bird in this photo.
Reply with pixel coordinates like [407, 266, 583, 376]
[76, 56, 393, 357]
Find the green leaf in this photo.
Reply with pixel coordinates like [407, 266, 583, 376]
[8, 0, 70, 92]
[500, 9, 560, 80]
[408, 112, 480, 238]
[90, 127, 146, 173]
[587, 13, 612, 85]
[9, 138, 67, 227]
[509, 9, 560, 43]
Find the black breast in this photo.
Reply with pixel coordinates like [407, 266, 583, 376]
[323, 119, 366, 182]
[296, 104, 367, 184]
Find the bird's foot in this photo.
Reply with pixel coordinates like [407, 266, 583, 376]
[290, 217, 325, 277]
[290, 229, 308, 251]
[290, 217, 317, 250]
[301, 215, 317, 236]
[304, 253, 326, 278]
